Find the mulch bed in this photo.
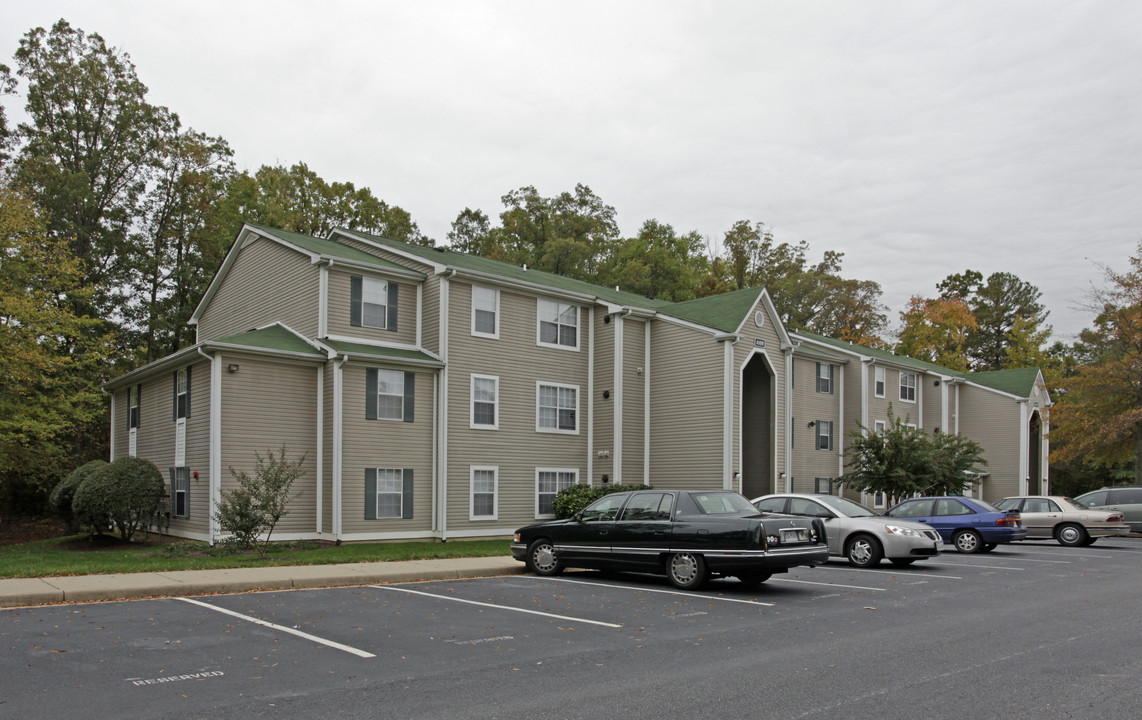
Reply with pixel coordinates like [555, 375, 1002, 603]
[0, 516, 178, 549]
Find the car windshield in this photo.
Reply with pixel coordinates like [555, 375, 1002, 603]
[994, 498, 1019, 511]
[689, 492, 758, 515]
[815, 495, 878, 517]
[967, 498, 1001, 512]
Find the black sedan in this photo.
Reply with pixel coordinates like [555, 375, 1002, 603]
[511, 489, 829, 589]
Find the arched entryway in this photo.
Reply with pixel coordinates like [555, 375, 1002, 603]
[1027, 410, 1042, 494]
[741, 353, 776, 499]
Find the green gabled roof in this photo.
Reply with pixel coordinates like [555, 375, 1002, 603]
[340, 229, 674, 310]
[968, 367, 1042, 397]
[214, 324, 326, 357]
[659, 286, 768, 333]
[249, 224, 411, 272]
[321, 339, 443, 366]
[793, 329, 970, 379]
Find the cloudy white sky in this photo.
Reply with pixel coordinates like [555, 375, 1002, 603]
[3, 0, 1140, 339]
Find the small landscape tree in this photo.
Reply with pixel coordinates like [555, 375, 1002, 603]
[72, 457, 166, 541]
[215, 446, 304, 556]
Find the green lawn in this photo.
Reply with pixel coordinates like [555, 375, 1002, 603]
[0, 534, 512, 579]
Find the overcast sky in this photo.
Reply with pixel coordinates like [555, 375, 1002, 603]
[3, 0, 1140, 340]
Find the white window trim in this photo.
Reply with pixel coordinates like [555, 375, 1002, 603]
[469, 465, 499, 521]
[470, 285, 500, 340]
[535, 381, 580, 435]
[816, 363, 833, 394]
[375, 368, 405, 421]
[874, 367, 886, 398]
[535, 467, 578, 519]
[816, 420, 833, 451]
[536, 298, 581, 352]
[873, 420, 886, 434]
[470, 374, 499, 430]
[374, 467, 404, 519]
[899, 372, 917, 403]
[361, 276, 389, 330]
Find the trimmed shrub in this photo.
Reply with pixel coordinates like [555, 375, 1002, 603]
[49, 460, 107, 531]
[215, 446, 305, 557]
[72, 457, 166, 541]
[551, 483, 653, 519]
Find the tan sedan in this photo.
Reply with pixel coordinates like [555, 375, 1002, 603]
[994, 496, 1130, 546]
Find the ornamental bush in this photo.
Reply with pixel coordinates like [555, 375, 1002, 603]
[214, 446, 305, 557]
[551, 483, 653, 519]
[49, 459, 107, 531]
[72, 457, 166, 541]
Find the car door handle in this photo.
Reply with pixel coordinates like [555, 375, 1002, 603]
[654, 530, 665, 536]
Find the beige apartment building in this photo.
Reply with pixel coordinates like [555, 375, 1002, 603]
[105, 224, 1051, 543]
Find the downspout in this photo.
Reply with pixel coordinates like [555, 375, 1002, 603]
[439, 268, 456, 541]
[197, 347, 221, 545]
[613, 309, 632, 485]
[101, 387, 115, 460]
[783, 343, 795, 493]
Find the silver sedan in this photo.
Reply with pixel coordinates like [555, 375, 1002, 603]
[753, 493, 943, 568]
[994, 495, 1130, 546]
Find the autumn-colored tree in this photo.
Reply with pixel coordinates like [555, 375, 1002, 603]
[1050, 241, 1142, 483]
[0, 184, 114, 515]
[896, 296, 977, 372]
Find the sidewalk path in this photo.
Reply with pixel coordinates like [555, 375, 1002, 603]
[0, 556, 526, 608]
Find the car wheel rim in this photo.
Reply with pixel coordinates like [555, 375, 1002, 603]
[956, 533, 978, 552]
[1060, 526, 1080, 544]
[850, 540, 871, 565]
[670, 553, 698, 584]
[533, 544, 557, 573]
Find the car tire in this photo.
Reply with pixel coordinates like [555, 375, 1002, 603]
[1055, 523, 1088, 547]
[735, 571, 773, 587]
[845, 534, 883, 568]
[953, 529, 984, 553]
[1082, 538, 1098, 546]
[667, 552, 707, 589]
[889, 558, 916, 567]
[525, 538, 563, 576]
[981, 543, 998, 553]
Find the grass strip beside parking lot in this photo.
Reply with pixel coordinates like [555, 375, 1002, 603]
[0, 534, 511, 579]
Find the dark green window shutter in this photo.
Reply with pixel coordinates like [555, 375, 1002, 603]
[365, 368, 378, 420]
[168, 467, 177, 514]
[402, 469, 414, 519]
[350, 276, 363, 327]
[365, 468, 377, 520]
[135, 384, 142, 428]
[403, 372, 415, 423]
[173, 372, 179, 422]
[185, 366, 191, 418]
[126, 388, 131, 431]
[387, 282, 399, 331]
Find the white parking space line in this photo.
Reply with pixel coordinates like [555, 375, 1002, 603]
[936, 562, 1024, 571]
[535, 575, 776, 607]
[818, 565, 964, 580]
[769, 578, 887, 592]
[175, 597, 376, 658]
[996, 556, 1070, 564]
[373, 585, 623, 628]
[1011, 548, 1114, 559]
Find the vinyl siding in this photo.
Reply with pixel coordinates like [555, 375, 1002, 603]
[593, 310, 615, 486]
[422, 274, 441, 355]
[340, 364, 435, 535]
[622, 317, 647, 485]
[219, 355, 320, 536]
[326, 268, 418, 345]
[789, 354, 842, 493]
[197, 237, 320, 341]
[445, 285, 589, 530]
[322, 362, 335, 535]
[957, 385, 1022, 501]
[647, 321, 724, 488]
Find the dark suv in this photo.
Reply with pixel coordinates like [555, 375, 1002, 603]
[1076, 487, 1142, 533]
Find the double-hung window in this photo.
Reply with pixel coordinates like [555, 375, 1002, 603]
[127, 384, 141, 456]
[816, 363, 834, 394]
[814, 477, 834, 495]
[816, 420, 834, 451]
[365, 369, 415, 422]
[874, 367, 886, 398]
[873, 420, 887, 434]
[169, 467, 190, 518]
[350, 276, 399, 331]
[470, 466, 498, 520]
[900, 372, 917, 402]
[471, 375, 498, 429]
[537, 468, 577, 517]
[537, 382, 578, 433]
[472, 286, 499, 338]
[173, 367, 190, 466]
[538, 299, 578, 349]
[364, 468, 413, 519]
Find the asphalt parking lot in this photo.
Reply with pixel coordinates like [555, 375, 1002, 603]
[4, 538, 1142, 720]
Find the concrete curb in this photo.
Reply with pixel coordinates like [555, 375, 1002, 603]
[0, 556, 527, 608]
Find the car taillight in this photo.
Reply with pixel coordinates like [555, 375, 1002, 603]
[996, 517, 1019, 527]
[1108, 513, 1125, 522]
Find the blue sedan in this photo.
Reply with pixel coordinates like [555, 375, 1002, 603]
[884, 496, 1027, 553]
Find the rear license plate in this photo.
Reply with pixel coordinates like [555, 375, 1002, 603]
[780, 528, 809, 544]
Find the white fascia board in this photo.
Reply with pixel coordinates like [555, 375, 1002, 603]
[653, 311, 736, 339]
[732, 288, 795, 349]
[447, 266, 599, 304]
[103, 344, 206, 390]
[318, 335, 443, 362]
